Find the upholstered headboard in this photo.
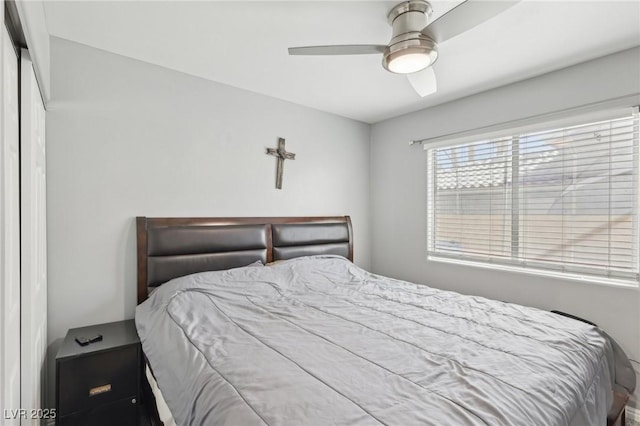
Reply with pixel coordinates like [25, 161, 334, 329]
[136, 216, 353, 303]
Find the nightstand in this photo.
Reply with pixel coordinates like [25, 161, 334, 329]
[56, 319, 141, 426]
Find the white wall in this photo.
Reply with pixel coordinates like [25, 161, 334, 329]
[46, 36, 371, 381]
[371, 47, 640, 398]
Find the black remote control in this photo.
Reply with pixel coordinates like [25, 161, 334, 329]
[75, 334, 103, 346]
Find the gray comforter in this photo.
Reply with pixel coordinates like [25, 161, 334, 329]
[136, 255, 613, 426]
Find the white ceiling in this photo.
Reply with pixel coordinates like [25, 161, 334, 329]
[43, 1, 640, 123]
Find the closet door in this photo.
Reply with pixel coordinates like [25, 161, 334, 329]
[20, 50, 47, 426]
[0, 19, 21, 426]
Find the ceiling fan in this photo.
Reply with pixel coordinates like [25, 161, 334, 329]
[288, 0, 519, 97]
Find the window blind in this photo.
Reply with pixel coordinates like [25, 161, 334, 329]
[427, 111, 639, 283]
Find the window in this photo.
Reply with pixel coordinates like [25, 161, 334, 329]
[427, 110, 639, 284]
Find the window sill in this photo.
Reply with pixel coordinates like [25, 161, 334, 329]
[427, 255, 639, 290]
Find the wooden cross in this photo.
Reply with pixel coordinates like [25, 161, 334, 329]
[266, 138, 295, 189]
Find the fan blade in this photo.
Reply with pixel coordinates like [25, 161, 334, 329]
[423, 0, 519, 43]
[407, 67, 437, 97]
[288, 45, 386, 56]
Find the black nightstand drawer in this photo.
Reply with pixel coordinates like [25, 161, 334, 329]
[58, 345, 138, 415]
[57, 397, 138, 426]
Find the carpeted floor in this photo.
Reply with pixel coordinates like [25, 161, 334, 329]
[627, 416, 640, 426]
[626, 406, 640, 426]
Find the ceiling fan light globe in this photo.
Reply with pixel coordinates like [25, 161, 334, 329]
[388, 51, 431, 74]
[382, 36, 438, 74]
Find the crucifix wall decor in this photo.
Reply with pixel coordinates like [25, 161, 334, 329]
[266, 137, 295, 189]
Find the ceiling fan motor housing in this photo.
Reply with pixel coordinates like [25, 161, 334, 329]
[383, 0, 438, 73]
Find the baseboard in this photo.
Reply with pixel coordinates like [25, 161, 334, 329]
[628, 406, 640, 423]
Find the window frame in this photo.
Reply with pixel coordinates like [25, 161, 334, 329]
[425, 107, 640, 288]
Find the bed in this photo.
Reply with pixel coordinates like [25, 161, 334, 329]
[135, 216, 631, 426]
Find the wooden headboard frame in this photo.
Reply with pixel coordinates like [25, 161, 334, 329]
[136, 216, 353, 304]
